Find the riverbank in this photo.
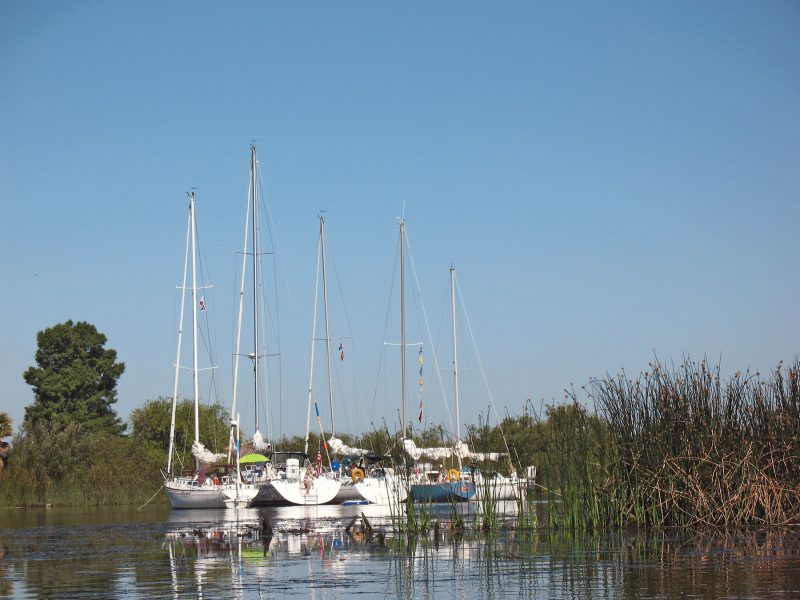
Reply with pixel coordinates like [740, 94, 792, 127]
[2, 359, 797, 530]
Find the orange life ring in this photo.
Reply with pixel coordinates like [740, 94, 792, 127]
[448, 468, 460, 481]
[351, 468, 365, 483]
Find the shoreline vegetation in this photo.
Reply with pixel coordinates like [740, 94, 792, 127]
[1, 358, 797, 531]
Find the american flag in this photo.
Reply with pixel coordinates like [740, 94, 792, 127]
[316, 445, 322, 476]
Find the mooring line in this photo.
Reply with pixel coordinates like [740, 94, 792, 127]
[137, 485, 164, 511]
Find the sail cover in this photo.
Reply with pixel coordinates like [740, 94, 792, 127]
[252, 430, 271, 451]
[327, 437, 369, 457]
[453, 440, 504, 462]
[403, 439, 504, 462]
[192, 441, 226, 464]
[402, 439, 453, 461]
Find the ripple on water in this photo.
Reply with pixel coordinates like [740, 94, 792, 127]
[0, 507, 799, 598]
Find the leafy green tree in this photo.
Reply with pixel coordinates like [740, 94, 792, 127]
[0, 412, 11, 438]
[130, 397, 230, 472]
[23, 320, 125, 434]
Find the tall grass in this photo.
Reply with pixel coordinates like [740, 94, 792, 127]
[476, 477, 499, 532]
[592, 358, 800, 527]
[469, 357, 799, 530]
[542, 401, 615, 529]
[514, 481, 538, 530]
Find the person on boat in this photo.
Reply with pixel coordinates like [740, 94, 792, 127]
[303, 465, 313, 495]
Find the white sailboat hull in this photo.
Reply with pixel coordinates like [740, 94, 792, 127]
[354, 472, 409, 505]
[165, 480, 227, 509]
[332, 480, 365, 504]
[473, 475, 528, 501]
[258, 476, 341, 506]
[222, 485, 259, 508]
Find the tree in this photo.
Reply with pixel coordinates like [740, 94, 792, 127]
[0, 412, 11, 473]
[0, 412, 11, 438]
[130, 397, 230, 471]
[23, 320, 126, 434]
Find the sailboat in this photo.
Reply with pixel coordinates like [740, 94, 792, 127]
[404, 263, 476, 502]
[230, 146, 340, 506]
[305, 215, 406, 505]
[164, 192, 255, 509]
[406, 265, 530, 502]
[222, 414, 258, 508]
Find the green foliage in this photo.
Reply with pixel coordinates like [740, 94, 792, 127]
[540, 402, 613, 529]
[466, 401, 566, 484]
[0, 412, 11, 438]
[0, 422, 163, 506]
[23, 321, 125, 434]
[273, 434, 311, 453]
[130, 398, 231, 474]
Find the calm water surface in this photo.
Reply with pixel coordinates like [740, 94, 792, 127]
[0, 503, 798, 598]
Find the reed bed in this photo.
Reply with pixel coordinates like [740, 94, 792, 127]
[468, 358, 799, 530]
[591, 358, 800, 528]
[541, 402, 615, 529]
[477, 477, 499, 532]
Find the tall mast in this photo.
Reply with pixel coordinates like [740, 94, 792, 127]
[167, 201, 192, 474]
[251, 145, 261, 435]
[399, 220, 407, 438]
[228, 154, 253, 462]
[304, 235, 322, 455]
[190, 192, 200, 470]
[450, 265, 461, 449]
[320, 215, 336, 436]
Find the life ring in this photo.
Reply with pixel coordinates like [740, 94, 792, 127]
[448, 468, 460, 482]
[351, 468, 365, 483]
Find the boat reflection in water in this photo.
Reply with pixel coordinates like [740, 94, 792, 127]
[164, 506, 397, 599]
[1, 504, 798, 598]
[162, 508, 800, 600]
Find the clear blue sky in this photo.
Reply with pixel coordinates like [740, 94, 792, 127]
[1, 2, 798, 440]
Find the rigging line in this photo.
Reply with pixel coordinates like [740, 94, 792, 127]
[331, 345, 353, 433]
[192, 216, 224, 409]
[406, 263, 426, 434]
[369, 226, 401, 426]
[194, 227, 219, 375]
[305, 236, 322, 454]
[253, 166, 280, 444]
[455, 274, 513, 460]
[324, 228, 355, 340]
[423, 277, 450, 431]
[323, 225, 364, 434]
[404, 228, 456, 436]
[229, 177, 252, 447]
[255, 161, 290, 444]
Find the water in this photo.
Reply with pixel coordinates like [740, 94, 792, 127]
[1, 504, 798, 598]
